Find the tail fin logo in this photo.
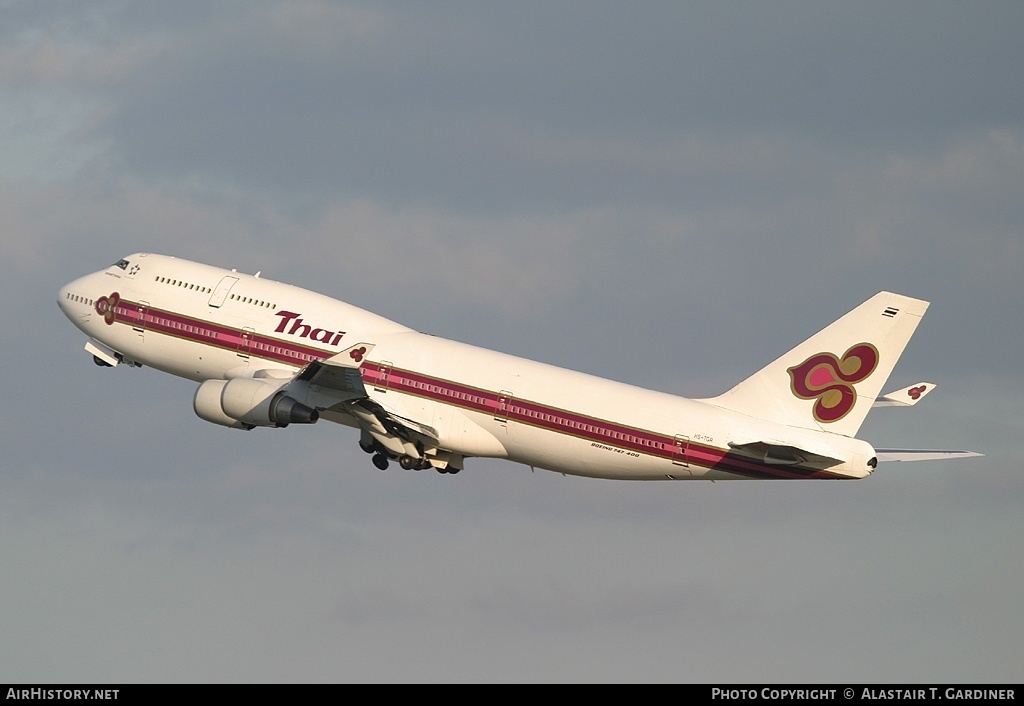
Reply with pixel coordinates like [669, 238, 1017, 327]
[788, 343, 879, 423]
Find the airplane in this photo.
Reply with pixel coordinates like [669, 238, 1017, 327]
[57, 253, 982, 480]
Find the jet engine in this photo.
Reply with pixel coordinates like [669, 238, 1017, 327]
[193, 378, 319, 430]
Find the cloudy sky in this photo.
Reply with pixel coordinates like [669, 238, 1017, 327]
[2, 0, 1022, 683]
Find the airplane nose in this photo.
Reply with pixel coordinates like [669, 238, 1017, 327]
[57, 282, 73, 317]
[57, 274, 96, 323]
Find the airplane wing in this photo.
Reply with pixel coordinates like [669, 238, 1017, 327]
[292, 343, 443, 467]
[875, 449, 984, 462]
[295, 342, 376, 399]
[872, 382, 935, 407]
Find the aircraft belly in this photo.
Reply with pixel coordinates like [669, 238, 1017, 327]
[502, 423, 666, 480]
[103, 324, 252, 382]
[437, 407, 508, 458]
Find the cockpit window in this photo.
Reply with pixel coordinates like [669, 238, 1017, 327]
[113, 259, 129, 270]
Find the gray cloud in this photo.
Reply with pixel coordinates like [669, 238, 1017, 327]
[64, 1, 1022, 211]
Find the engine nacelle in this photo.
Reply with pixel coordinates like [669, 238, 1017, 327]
[194, 379, 253, 429]
[193, 378, 319, 429]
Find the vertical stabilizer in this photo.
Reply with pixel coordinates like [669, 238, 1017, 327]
[703, 292, 929, 437]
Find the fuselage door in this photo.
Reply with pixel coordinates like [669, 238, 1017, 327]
[672, 434, 690, 469]
[495, 390, 514, 424]
[133, 300, 150, 337]
[373, 361, 393, 392]
[209, 276, 239, 308]
[238, 327, 255, 358]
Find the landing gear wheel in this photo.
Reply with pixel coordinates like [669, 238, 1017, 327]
[372, 454, 389, 471]
[399, 455, 416, 470]
[359, 440, 376, 454]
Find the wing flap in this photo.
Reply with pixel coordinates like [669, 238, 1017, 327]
[349, 397, 439, 443]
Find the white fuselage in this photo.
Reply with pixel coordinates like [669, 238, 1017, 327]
[58, 253, 875, 480]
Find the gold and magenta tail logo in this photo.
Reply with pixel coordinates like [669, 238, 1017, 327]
[787, 343, 879, 423]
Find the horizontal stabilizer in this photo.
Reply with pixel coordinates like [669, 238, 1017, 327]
[873, 382, 935, 408]
[875, 448, 984, 462]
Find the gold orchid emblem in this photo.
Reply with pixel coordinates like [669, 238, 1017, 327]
[95, 292, 121, 325]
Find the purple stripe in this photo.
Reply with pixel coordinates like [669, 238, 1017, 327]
[111, 298, 334, 365]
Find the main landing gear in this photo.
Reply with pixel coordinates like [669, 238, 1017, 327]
[359, 439, 460, 474]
